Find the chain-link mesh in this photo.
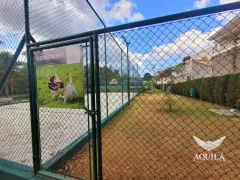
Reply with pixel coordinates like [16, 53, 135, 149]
[27, 0, 104, 178]
[0, 48, 32, 171]
[60, 10, 240, 180]
[0, 0, 104, 175]
[35, 45, 93, 180]
[0, 54, 32, 171]
[29, 0, 104, 42]
[0, 0, 33, 171]
[27, 0, 106, 178]
[1, 1, 240, 179]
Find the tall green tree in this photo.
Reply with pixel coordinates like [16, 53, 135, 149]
[0, 52, 13, 79]
[143, 73, 153, 81]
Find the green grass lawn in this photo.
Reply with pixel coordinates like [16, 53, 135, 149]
[36, 63, 84, 109]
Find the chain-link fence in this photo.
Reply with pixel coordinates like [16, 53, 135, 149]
[59, 9, 240, 180]
[0, 1, 240, 180]
[0, 0, 104, 175]
[0, 0, 32, 171]
[0, 46, 32, 171]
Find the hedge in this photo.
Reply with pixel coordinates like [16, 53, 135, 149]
[171, 74, 240, 108]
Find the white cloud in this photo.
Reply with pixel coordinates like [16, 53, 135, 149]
[89, 0, 144, 25]
[0, 0, 144, 52]
[219, 0, 240, 4]
[129, 28, 220, 65]
[129, 12, 144, 22]
[29, 0, 103, 41]
[99, 27, 221, 78]
[216, 11, 240, 21]
[216, 0, 240, 21]
[0, 0, 105, 43]
[194, 0, 211, 9]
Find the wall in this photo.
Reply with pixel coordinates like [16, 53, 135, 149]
[191, 61, 212, 79]
[173, 74, 189, 83]
[212, 47, 240, 77]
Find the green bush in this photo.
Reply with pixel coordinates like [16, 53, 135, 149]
[213, 75, 228, 106]
[144, 80, 154, 90]
[199, 78, 205, 100]
[199, 77, 215, 102]
[235, 75, 240, 105]
[208, 77, 216, 103]
[191, 79, 201, 98]
[172, 74, 240, 107]
[224, 74, 240, 107]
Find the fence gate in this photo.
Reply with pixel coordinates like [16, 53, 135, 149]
[26, 35, 103, 180]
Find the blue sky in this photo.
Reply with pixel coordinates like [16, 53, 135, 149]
[134, 0, 220, 20]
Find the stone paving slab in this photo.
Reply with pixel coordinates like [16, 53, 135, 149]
[209, 109, 240, 116]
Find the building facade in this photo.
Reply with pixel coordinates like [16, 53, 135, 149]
[209, 16, 240, 77]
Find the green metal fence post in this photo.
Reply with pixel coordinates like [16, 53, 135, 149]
[134, 65, 136, 96]
[29, 50, 41, 174]
[94, 33, 103, 180]
[137, 64, 139, 93]
[133, 65, 134, 97]
[121, 50, 123, 105]
[90, 36, 98, 180]
[104, 33, 108, 117]
[85, 42, 92, 179]
[24, 0, 41, 174]
[126, 42, 130, 104]
[122, 36, 130, 104]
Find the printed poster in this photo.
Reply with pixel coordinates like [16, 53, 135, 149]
[34, 45, 84, 109]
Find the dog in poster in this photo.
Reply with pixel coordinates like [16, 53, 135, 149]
[59, 73, 78, 103]
[48, 73, 64, 99]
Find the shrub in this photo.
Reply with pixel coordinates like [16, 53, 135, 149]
[199, 78, 205, 100]
[235, 75, 240, 105]
[224, 74, 239, 107]
[192, 79, 202, 98]
[208, 77, 216, 103]
[213, 75, 228, 106]
[172, 74, 240, 107]
[200, 77, 215, 102]
[144, 80, 154, 90]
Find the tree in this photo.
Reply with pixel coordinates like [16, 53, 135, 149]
[0, 51, 28, 95]
[143, 73, 153, 81]
[109, 78, 118, 85]
[0, 52, 13, 79]
[84, 65, 121, 87]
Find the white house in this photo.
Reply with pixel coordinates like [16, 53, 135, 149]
[156, 77, 172, 85]
[208, 15, 240, 76]
[172, 48, 213, 83]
